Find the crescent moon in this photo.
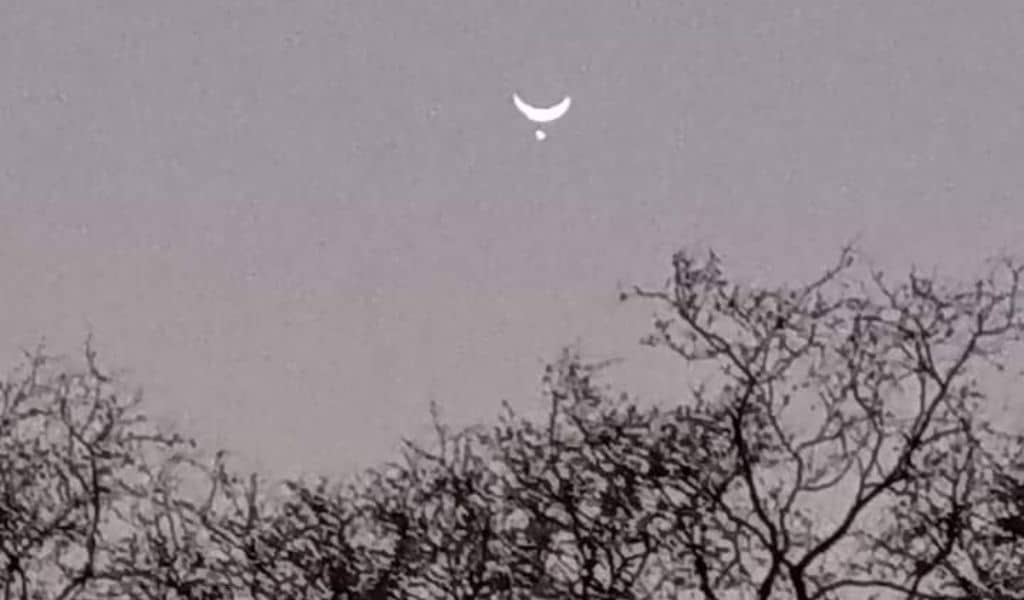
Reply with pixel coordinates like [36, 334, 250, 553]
[512, 93, 572, 123]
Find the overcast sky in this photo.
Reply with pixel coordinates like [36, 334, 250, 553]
[2, 1, 1023, 480]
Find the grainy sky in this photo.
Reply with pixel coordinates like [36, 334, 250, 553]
[2, 1, 1023, 480]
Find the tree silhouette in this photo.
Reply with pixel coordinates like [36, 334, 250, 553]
[617, 243, 1024, 598]
[0, 339, 229, 599]
[2, 243, 1024, 599]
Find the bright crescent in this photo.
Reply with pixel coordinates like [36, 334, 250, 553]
[512, 93, 572, 123]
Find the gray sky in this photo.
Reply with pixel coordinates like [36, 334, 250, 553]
[2, 1, 1023, 480]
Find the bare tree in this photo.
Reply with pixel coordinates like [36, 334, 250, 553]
[4, 242, 1024, 600]
[0, 339, 223, 599]
[621, 242, 1024, 599]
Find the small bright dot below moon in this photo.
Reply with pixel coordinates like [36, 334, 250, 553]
[535, 129, 547, 141]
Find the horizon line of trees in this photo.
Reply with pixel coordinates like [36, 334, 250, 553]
[2, 243, 1024, 599]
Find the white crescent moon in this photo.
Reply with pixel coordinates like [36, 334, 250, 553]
[512, 93, 572, 123]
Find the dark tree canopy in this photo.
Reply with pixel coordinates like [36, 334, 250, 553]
[2, 244, 1024, 599]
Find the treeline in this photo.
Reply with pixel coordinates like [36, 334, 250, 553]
[2, 244, 1023, 599]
